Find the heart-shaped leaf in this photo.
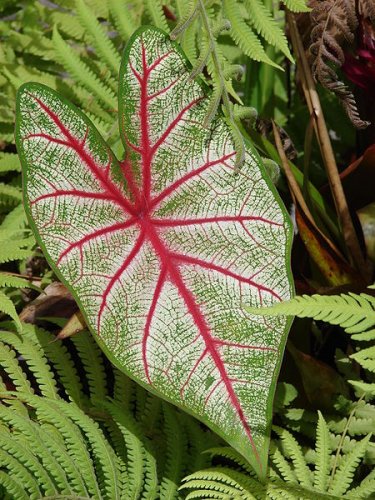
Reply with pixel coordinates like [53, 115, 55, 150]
[16, 26, 293, 477]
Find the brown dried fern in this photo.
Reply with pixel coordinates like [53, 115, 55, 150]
[359, 0, 375, 21]
[309, 0, 370, 129]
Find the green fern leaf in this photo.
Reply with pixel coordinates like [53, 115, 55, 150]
[54, 399, 123, 499]
[52, 26, 117, 110]
[38, 421, 90, 497]
[0, 447, 41, 498]
[71, 330, 108, 401]
[159, 403, 187, 499]
[224, 0, 279, 67]
[0, 471, 29, 500]
[314, 411, 331, 492]
[1, 204, 28, 230]
[282, 0, 310, 13]
[269, 443, 297, 483]
[108, 0, 138, 41]
[0, 405, 72, 495]
[0, 242, 33, 265]
[0, 273, 40, 291]
[76, 0, 121, 76]
[0, 330, 58, 398]
[0, 428, 57, 495]
[0, 153, 21, 173]
[246, 293, 375, 334]
[113, 369, 134, 410]
[349, 380, 375, 397]
[347, 477, 375, 499]
[145, 0, 168, 31]
[351, 345, 375, 373]
[244, 0, 292, 59]
[329, 434, 372, 496]
[23, 324, 87, 407]
[0, 292, 21, 332]
[0, 342, 32, 393]
[0, 182, 22, 202]
[273, 426, 313, 489]
[50, 11, 85, 39]
[12, 393, 102, 498]
[351, 329, 375, 341]
[104, 400, 147, 499]
[204, 447, 254, 474]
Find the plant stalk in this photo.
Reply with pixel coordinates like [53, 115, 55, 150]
[286, 11, 368, 279]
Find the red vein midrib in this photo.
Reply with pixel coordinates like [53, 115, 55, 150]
[152, 215, 283, 227]
[144, 221, 261, 470]
[149, 152, 236, 210]
[28, 94, 136, 217]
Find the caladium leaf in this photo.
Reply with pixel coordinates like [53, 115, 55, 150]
[16, 26, 293, 478]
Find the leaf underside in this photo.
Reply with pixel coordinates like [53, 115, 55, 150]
[16, 26, 293, 478]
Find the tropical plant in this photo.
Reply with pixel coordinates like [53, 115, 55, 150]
[182, 413, 374, 499]
[0, 0, 374, 498]
[248, 290, 375, 398]
[0, 320, 218, 498]
[16, 25, 294, 478]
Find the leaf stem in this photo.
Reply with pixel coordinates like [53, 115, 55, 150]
[197, 0, 245, 168]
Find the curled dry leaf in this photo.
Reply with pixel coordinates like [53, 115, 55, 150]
[309, 0, 370, 129]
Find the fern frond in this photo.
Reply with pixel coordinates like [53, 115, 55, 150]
[171, 0, 198, 39]
[0, 273, 39, 291]
[1, 204, 28, 230]
[0, 241, 34, 265]
[328, 434, 372, 496]
[76, 0, 121, 76]
[273, 426, 313, 488]
[0, 342, 32, 393]
[16, 324, 87, 407]
[349, 380, 375, 397]
[0, 428, 57, 495]
[0, 292, 21, 332]
[49, 11, 85, 40]
[244, 0, 292, 59]
[52, 26, 117, 110]
[113, 369, 134, 410]
[182, 467, 262, 497]
[0, 471, 29, 500]
[282, 0, 310, 12]
[0, 406, 72, 495]
[145, 0, 169, 31]
[71, 330, 108, 402]
[0, 153, 21, 173]
[204, 446, 254, 474]
[347, 477, 375, 499]
[0, 330, 58, 398]
[351, 345, 375, 373]
[159, 403, 187, 499]
[142, 431, 159, 498]
[11, 393, 102, 498]
[314, 411, 331, 492]
[108, 0, 138, 41]
[351, 328, 375, 341]
[104, 400, 146, 499]
[223, 0, 278, 67]
[0, 182, 22, 202]
[0, 447, 41, 498]
[54, 398, 123, 499]
[182, 414, 217, 472]
[269, 443, 297, 483]
[247, 293, 375, 333]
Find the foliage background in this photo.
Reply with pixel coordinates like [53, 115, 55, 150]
[0, 0, 374, 498]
